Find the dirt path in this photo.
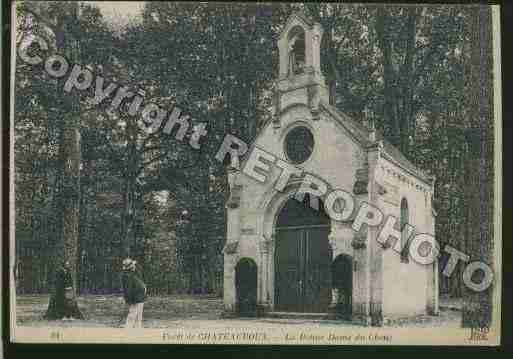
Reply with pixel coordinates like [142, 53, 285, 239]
[15, 294, 461, 329]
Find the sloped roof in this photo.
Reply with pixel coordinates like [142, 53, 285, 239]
[321, 103, 372, 146]
[320, 102, 432, 184]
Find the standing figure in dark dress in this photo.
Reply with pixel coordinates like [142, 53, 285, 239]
[44, 260, 84, 320]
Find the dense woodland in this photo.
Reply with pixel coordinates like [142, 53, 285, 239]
[14, 2, 495, 326]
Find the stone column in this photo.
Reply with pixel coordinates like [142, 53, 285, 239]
[226, 170, 242, 243]
[305, 30, 313, 71]
[351, 161, 371, 325]
[222, 250, 238, 317]
[367, 145, 384, 327]
[222, 168, 242, 317]
[327, 237, 337, 318]
[434, 259, 439, 314]
[369, 227, 384, 327]
[278, 37, 289, 78]
[257, 239, 266, 308]
[268, 235, 276, 309]
[311, 24, 323, 74]
[351, 143, 385, 326]
[351, 230, 370, 325]
[257, 236, 274, 315]
[427, 258, 439, 315]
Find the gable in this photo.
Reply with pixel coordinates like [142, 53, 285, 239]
[252, 103, 366, 157]
[239, 104, 365, 196]
[253, 101, 432, 187]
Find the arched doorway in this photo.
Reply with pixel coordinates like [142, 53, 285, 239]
[287, 26, 306, 75]
[332, 254, 353, 318]
[235, 258, 257, 316]
[274, 194, 331, 312]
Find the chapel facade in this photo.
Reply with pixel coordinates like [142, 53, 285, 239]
[222, 12, 439, 326]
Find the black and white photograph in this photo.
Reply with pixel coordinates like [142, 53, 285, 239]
[8, 1, 503, 345]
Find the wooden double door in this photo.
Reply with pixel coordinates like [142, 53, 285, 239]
[275, 224, 331, 313]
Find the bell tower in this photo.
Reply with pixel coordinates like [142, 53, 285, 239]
[273, 12, 329, 127]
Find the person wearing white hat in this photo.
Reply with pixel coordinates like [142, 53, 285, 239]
[121, 258, 147, 328]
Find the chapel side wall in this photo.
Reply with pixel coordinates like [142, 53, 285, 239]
[378, 159, 432, 317]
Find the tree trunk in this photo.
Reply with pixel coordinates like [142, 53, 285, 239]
[45, 115, 84, 319]
[121, 114, 139, 257]
[45, 5, 84, 319]
[461, 5, 494, 328]
[399, 8, 418, 155]
[376, 7, 400, 147]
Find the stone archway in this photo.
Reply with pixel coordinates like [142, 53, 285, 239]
[257, 181, 337, 313]
[273, 194, 332, 313]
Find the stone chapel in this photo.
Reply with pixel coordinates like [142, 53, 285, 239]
[222, 12, 439, 326]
